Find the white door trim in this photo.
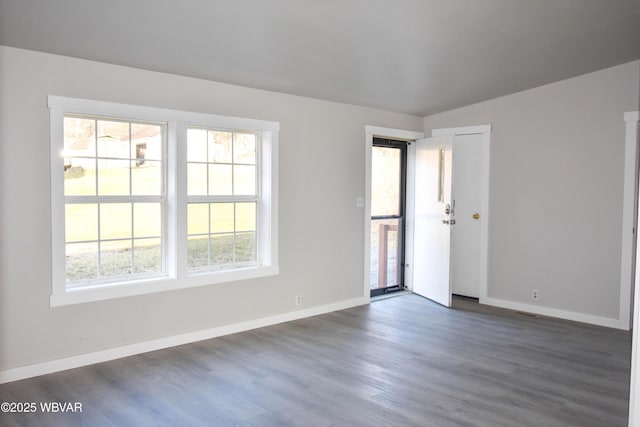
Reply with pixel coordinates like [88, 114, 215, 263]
[625, 111, 639, 427]
[431, 125, 491, 302]
[622, 111, 640, 330]
[364, 126, 424, 300]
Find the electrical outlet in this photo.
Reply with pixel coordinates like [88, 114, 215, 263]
[532, 289, 539, 301]
[295, 295, 303, 306]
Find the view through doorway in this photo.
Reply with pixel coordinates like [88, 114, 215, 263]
[370, 138, 407, 297]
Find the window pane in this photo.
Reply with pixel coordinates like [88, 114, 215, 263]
[234, 133, 256, 164]
[133, 238, 162, 274]
[438, 148, 445, 203]
[66, 242, 98, 282]
[100, 239, 132, 277]
[188, 203, 208, 235]
[132, 160, 161, 195]
[371, 146, 401, 216]
[209, 164, 232, 195]
[64, 159, 96, 196]
[97, 121, 130, 158]
[65, 204, 98, 242]
[210, 203, 234, 233]
[187, 163, 207, 195]
[233, 165, 255, 195]
[134, 203, 161, 238]
[187, 128, 207, 162]
[210, 233, 234, 265]
[63, 117, 96, 196]
[100, 203, 132, 240]
[209, 131, 232, 163]
[131, 123, 162, 161]
[235, 232, 256, 263]
[64, 117, 96, 196]
[187, 236, 209, 269]
[236, 203, 256, 232]
[98, 159, 130, 195]
[64, 117, 96, 157]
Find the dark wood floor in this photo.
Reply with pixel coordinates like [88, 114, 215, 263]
[0, 294, 631, 426]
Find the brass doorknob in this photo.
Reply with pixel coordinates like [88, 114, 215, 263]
[473, 213, 480, 219]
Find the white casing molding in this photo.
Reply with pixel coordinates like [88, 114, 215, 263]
[364, 126, 424, 297]
[621, 111, 640, 330]
[626, 110, 640, 427]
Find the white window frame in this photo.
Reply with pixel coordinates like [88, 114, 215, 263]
[62, 115, 169, 288]
[49, 96, 279, 306]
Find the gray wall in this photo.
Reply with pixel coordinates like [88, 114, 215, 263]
[424, 61, 640, 320]
[0, 46, 422, 370]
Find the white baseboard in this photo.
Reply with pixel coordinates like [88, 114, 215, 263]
[481, 297, 623, 330]
[0, 296, 369, 384]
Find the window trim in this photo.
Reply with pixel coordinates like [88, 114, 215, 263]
[49, 96, 279, 306]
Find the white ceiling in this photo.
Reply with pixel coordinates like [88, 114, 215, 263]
[1, 0, 639, 116]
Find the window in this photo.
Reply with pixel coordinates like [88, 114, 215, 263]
[63, 116, 166, 286]
[186, 129, 259, 270]
[49, 96, 279, 306]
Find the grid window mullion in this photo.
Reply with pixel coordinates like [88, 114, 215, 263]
[97, 200, 102, 277]
[208, 203, 212, 267]
[233, 202, 237, 264]
[231, 132, 235, 197]
[130, 202, 134, 275]
[206, 131, 210, 196]
[94, 119, 99, 196]
[128, 123, 132, 196]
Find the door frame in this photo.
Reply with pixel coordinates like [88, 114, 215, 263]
[626, 110, 639, 427]
[370, 137, 408, 297]
[621, 111, 640, 331]
[431, 125, 491, 303]
[364, 126, 424, 301]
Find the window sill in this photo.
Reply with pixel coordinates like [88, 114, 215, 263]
[50, 265, 279, 307]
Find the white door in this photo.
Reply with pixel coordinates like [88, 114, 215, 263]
[451, 134, 483, 298]
[411, 135, 454, 307]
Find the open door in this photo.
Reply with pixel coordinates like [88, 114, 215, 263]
[411, 135, 454, 307]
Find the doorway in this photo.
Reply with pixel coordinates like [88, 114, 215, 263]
[370, 137, 407, 297]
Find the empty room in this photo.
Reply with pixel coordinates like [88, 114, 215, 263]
[1, 1, 640, 426]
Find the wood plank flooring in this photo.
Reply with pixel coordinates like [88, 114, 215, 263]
[0, 294, 631, 426]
